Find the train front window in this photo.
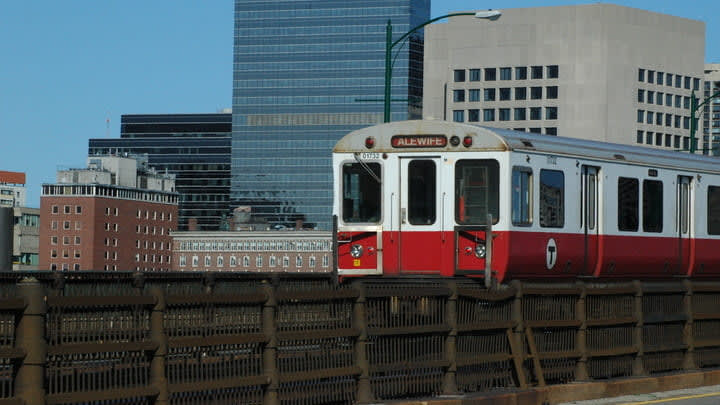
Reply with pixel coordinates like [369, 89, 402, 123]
[342, 162, 381, 223]
[408, 160, 436, 225]
[456, 160, 499, 225]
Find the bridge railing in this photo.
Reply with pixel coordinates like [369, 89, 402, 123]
[1, 273, 720, 404]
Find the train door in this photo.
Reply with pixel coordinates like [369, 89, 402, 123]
[581, 166, 600, 275]
[398, 157, 443, 273]
[677, 176, 693, 274]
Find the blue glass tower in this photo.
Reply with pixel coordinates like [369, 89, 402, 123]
[232, 0, 430, 230]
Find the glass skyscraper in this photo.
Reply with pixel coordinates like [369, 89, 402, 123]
[89, 114, 231, 231]
[232, 0, 430, 230]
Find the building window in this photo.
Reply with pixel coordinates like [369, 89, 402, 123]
[647, 70, 655, 83]
[75, 236, 81, 245]
[546, 86, 558, 99]
[453, 89, 465, 102]
[484, 88, 495, 101]
[500, 67, 511, 80]
[52, 205, 58, 214]
[105, 207, 110, 215]
[684, 96, 690, 109]
[645, 132, 653, 145]
[530, 127, 542, 134]
[283, 256, 290, 268]
[547, 65, 559, 79]
[665, 113, 672, 127]
[675, 75, 681, 88]
[646, 111, 653, 124]
[514, 108, 526, 121]
[638, 89, 645, 103]
[179, 255, 186, 266]
[530, 87, 542, 99]
[230, 256, 237, 267]
[684, 76, 691, 89]
[618, 177, 639, 231]
[515, 87, 526, 100]
[468, 109, 479, 122]
[217, 256, 224, 267]
[63, 221, 70, 230]
[675, 115, 681, 128]
[499, 88, 511, 100]
[469, 89, 481, 102]
[51, 249, 57, 258]
[530, 107, 541, 120]
[269, 256, 277, 268]
[192, 255, 198, 267]
[453, 110, 464, 122]
[75, 206, 82, 214]
[655, 132, 662, 146]
[515, 66, 527, 80]
[683, 117, 690, 130]
[693, 78, 700, 91]
[531, 66, 543, 79]
[675, 95, 682, 108]
[656, 112, 663, 126]
[665, 134, 672, 147]
[539, 170, 564, 228]
[51, 221, 58, 230]
[484, 68, 496, 81]
[666, 73, 672, 86]
[638, 68, 645, 82]
[453, 69, 465, 82]
[664, 93, 671, 106]
[545, 127, 557, 136]
[483, 109, 495, 122]
[204, 256, 211, 266]
[309, 256, 316, 268]
[647, 91, 654, 104]
[296, 256, 303, 267]
[545, 107, 558, 120]
[64, 205, 71, 214]
[657, 72, 664, 85]
[637, 110, 644, 123]
[499, 108, 511, 121]
[674, 135, 681, 149]
[256, 256, 262, 267]
[322, 255, 330, 268]
[469, 68, 481, 81]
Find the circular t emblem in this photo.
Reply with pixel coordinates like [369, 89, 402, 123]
[546, 238, 557, 270]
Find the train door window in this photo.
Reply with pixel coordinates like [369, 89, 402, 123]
[408, 160, 436, 225]
[708, 186, 720, 235]
[618, 177, 639, 231]
[342, 162, 381, 223]
[456, 160, 499, 224]
[642, 180, 663, 232]
[512, 167, 532, 226]
[678, 177, 690, 234]
[539, 169, 564, 228]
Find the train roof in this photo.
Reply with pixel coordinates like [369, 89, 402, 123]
[334, 120, 720, 174]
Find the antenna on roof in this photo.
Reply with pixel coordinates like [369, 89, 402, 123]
[105, 112, 110, 137]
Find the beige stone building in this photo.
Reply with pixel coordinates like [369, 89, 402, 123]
[423, 4, 705, 151]
[702, 64, 720, 154]
[171, 231, 332, 273]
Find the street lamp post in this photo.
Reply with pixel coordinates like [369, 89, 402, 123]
[383, 10, 502, 123]
[689, 89, 720, 154]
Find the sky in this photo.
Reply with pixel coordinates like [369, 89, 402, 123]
[1, 1, 718, 208]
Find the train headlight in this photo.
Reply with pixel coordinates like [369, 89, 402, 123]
[350, 244, 364, 258]
[474, 243, 486, 258]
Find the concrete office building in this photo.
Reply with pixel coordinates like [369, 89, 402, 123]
[39, 156, 178, 271]
[423, 4, 705, 151]
[232, 0, 430, 230]
[0, 171, 26, 207]
[702, 64, 720, 155]
[89, 113, 231, 231]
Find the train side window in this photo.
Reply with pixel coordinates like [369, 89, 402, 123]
[512, 167, 532, 226]
[708, 186, 720, 235]
[408, 160, 436, 225]
[618, 177, 639, 231]
[342, 162, 381, 223]
[539, 169, 564, 228]
[455, 159, 499, 225]
[643, 180, 663, 232]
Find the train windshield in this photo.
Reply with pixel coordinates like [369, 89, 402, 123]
[455, 159, 499, 225]
[342, 162, 381, 223]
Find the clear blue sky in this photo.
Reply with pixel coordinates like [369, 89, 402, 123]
[1, 1, 718, 207]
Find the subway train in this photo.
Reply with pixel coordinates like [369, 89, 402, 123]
[332, 120, 720, 284]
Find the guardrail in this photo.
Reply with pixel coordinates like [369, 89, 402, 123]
[0, 273, 719, 404]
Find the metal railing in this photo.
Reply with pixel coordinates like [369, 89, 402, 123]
[1, 272, 720, 404]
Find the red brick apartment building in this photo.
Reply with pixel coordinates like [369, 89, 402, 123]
[39, 156, 178, 271]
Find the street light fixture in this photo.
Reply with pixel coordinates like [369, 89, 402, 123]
[689, 89, 720, 153]
[383, 10, 502, 123]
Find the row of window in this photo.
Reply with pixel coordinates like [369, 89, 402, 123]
[453, 107, 558, 122]
[51, 205, 82, 215]
[136, 209, 173, 221]
[135, 240, 169, 250]
[42, 185, 178, 204]
[50, 220, 81, 230]
[49, 263, 81, 271]
[638, 69, 700, 90]
[134, 253, 171, 263]
[178, 254, 330, 268]
[638, 90, 692, 109]
[454, 65, 559, 82]
[453, 86, 558, 102]
[50, 249, 81, 259]
[135, 225, 171, 235]
[636, 131, 692, 150]
[177, 239, 332, 252]
[50, 236, 81, 245]
[637, 110, 690, 129]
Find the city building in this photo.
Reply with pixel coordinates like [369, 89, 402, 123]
[702, 64, 720, 155]
[232, 0, 430, 230]
[39, 156, 178, 271]
[89, 113, 231, 231]
[423, 4, 705, 151]
[0, 171, 26, 207]
[171, 231, 332, 273]
[11, 207, 39, 270]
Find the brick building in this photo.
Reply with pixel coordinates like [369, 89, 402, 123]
[39, 156, 178, 271]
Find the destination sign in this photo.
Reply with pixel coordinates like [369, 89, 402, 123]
[391, 135, 447, 148]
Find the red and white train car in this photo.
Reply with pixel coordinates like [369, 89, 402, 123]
[333, 120, 720, 283]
